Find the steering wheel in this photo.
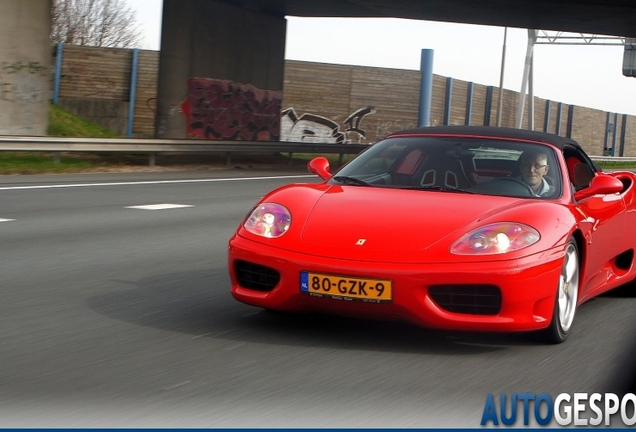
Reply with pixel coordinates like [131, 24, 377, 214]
[491, 177, 535, 197]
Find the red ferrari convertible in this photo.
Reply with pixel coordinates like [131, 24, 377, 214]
[228, 126, 634, 343]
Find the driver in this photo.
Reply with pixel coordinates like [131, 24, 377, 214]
[518, 151, 554, 197]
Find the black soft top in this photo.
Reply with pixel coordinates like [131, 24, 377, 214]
[389, 126, 582, 151]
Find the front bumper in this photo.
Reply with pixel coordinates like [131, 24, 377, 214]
[228, 234, 564, 332]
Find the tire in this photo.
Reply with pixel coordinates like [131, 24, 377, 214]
[538, 238, 580, 344]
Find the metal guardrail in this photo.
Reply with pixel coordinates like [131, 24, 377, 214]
[0, 136, 370, 166]
[0, 136, 633, 166]
[589, 156, 636, 163]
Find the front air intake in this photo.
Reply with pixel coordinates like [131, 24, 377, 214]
[234, 260, 280, 292]
[428, 284, 501, 315]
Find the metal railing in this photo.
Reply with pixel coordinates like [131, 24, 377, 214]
[0, 135, 634, 166]
[0, 136, 370, 166]
[590, 156, 636, 163]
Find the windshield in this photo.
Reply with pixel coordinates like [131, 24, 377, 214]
[330, 136, 562, 199]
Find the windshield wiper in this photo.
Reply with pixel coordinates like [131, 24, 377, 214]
[332, 176, 371, 186]
[399, 185, 476, 194]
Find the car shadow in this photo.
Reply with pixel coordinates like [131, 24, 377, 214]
[601, 282, 636, 298]
[86, 268, 572, 355]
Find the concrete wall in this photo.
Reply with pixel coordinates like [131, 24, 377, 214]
[279, 61, 595, 150]
[155, 0, 286, 139]
[0, 0, 52, 135]
[0, 0, 632, 153]
[56, 45, 159, 136]
[54, 45, 636, 157]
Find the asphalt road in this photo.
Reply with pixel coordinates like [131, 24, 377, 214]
[1, 168, 635, 427]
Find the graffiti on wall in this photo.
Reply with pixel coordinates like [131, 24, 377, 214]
[0, 60, 49, 134]
[180, 78, 282, 141]
[280, 107, 376, 144]
[0, 78, 47, 104]
[152, 98, 184, 138]
[1, 61, 48, 77]
[374, 119, 417, 139]
[0, 60, 48, 103]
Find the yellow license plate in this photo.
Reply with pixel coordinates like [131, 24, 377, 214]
[300, 271, 392, 303]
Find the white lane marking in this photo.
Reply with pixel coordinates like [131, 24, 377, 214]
[125, 204, 193, 210]
[0, 174, 315, 191]
[0, 218, 15, 222]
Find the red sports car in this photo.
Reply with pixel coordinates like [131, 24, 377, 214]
[228, 126, 633, 343]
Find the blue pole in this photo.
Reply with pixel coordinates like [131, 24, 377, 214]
[444, 77, 452, 126]
[543, 100, 551, 133]
[555, 102, 563, 136]
[612, 112, 618, 155]
[484, 86, 494, 126]
[127, 48, 140, 137]
[465, 82, 474, 126]
[53, 43, 64, 105]
[604, 112, 611, 154]
[418, 49, 434, 127]
[620, 114, 627, 156]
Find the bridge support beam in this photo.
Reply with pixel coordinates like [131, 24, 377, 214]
[155, 0, 286, 139]
[0, 0, 51, 136]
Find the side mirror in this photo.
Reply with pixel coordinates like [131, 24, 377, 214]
[308, 157, 331, 181]
[574, 174, 624, 201]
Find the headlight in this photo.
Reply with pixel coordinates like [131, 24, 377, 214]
[450, 222, 540, 255]
[243, 203, 291, 238]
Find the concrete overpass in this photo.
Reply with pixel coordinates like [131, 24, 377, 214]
[3, 0, 636, 137]
[219, 0, 636, 38]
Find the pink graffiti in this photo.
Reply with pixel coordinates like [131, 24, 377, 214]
[181, 78, 282, 141]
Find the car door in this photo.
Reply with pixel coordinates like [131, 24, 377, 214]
[565, 147, 627, 296]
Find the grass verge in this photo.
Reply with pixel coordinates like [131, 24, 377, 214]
[596, 161, 636, 170]
[0, 104, 124, 174]
[0, 152, 97, 175]
[47, 104, 119, 138]
[0, 104, 352, 175]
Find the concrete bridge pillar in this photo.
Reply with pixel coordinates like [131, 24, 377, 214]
[155, 0, 286, 139]
[0, 0, 51, 136]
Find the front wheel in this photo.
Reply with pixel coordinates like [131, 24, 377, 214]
[538, 238, 580, 344]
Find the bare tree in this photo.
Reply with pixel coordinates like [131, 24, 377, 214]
[51, 0, 143, 48]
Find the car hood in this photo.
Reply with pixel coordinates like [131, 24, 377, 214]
[238, 183, 572, 263]
[300, 185, 524, 253]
